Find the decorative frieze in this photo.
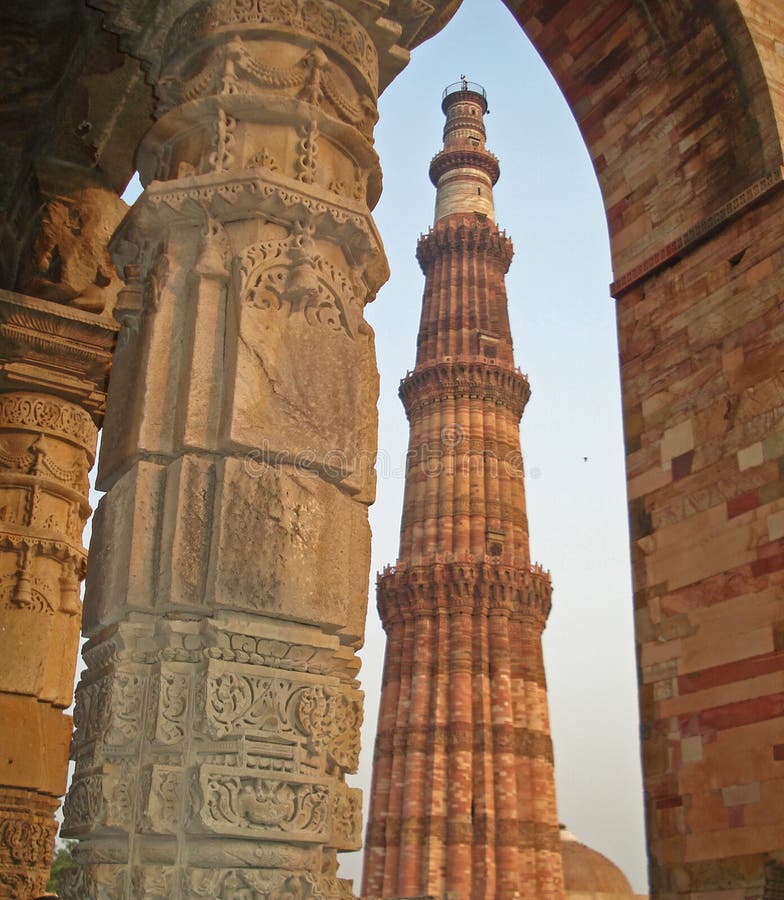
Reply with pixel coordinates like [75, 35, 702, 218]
[416, 217, 514, 270]
[400, 359, 531, 420]
[377, 560, 552, 627]
[66, 613, 365, 893]
[429, 146, 501, 186]
[163, 0, 380, 88]
[61, 2, 464, 896]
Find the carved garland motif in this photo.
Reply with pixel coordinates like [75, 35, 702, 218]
[165, 0, 379, 87]
[159, 41, 378, 137]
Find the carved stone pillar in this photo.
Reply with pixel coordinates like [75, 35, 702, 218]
[61, 2, 460, 897]
[0, 290, 117, 898]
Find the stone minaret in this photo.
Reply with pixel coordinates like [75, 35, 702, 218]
[363, 82, 565, 900]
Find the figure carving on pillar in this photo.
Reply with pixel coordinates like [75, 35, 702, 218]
[17, 185, 127, 315]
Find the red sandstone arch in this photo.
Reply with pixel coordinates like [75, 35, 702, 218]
[410, 1, 783, 268]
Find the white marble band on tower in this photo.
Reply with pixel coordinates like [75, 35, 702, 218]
[431, 80, 500, 222]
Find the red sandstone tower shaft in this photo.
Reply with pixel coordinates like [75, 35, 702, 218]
[363, 82, 565, 900]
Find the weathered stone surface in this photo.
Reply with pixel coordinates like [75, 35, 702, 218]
[17, 186, 127, 314]
[63, 1, 458, 896]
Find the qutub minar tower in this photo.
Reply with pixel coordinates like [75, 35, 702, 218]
[362, 81, 565, 900]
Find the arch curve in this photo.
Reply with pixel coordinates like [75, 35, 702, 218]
[492, 0, 783, 275]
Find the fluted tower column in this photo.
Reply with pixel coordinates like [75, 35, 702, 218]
[363, 82, 564, 900]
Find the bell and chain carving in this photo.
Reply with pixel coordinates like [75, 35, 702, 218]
[238, 226, 358, 338]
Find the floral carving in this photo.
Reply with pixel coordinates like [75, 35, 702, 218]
[204, 664, 361, 774]
[62, 774, 105, 832]
[205, 670, 297, 740]
[72, 677, 111, 745]
[330, 785, 362, 849]
[0, 870, 44, 900]
[154, 668, 190, 744]
[0, 817, 56, 868]
[201, 771, 329, 837]
[188, 867, 343, 898]
[106, 672, 146, 746]
[295, 688, 362, 773]
[107, 768, 135, 829]
[144, 767, 182, 834]
[63, 768, 136, 833]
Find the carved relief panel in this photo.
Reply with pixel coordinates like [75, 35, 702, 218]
[64, 613, 363, 898]
[226, 222, 378, 498]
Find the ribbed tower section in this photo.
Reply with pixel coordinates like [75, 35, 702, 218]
[362, 83, 565, 900]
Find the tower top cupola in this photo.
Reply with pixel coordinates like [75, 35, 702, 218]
[429, 79, 500, 223]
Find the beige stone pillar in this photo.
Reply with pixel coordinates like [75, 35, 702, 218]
[0, 290, 117, 898]
[59, 1, 461, 896]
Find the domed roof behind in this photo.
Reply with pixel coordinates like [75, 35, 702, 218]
[561, 829, 634, 895]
